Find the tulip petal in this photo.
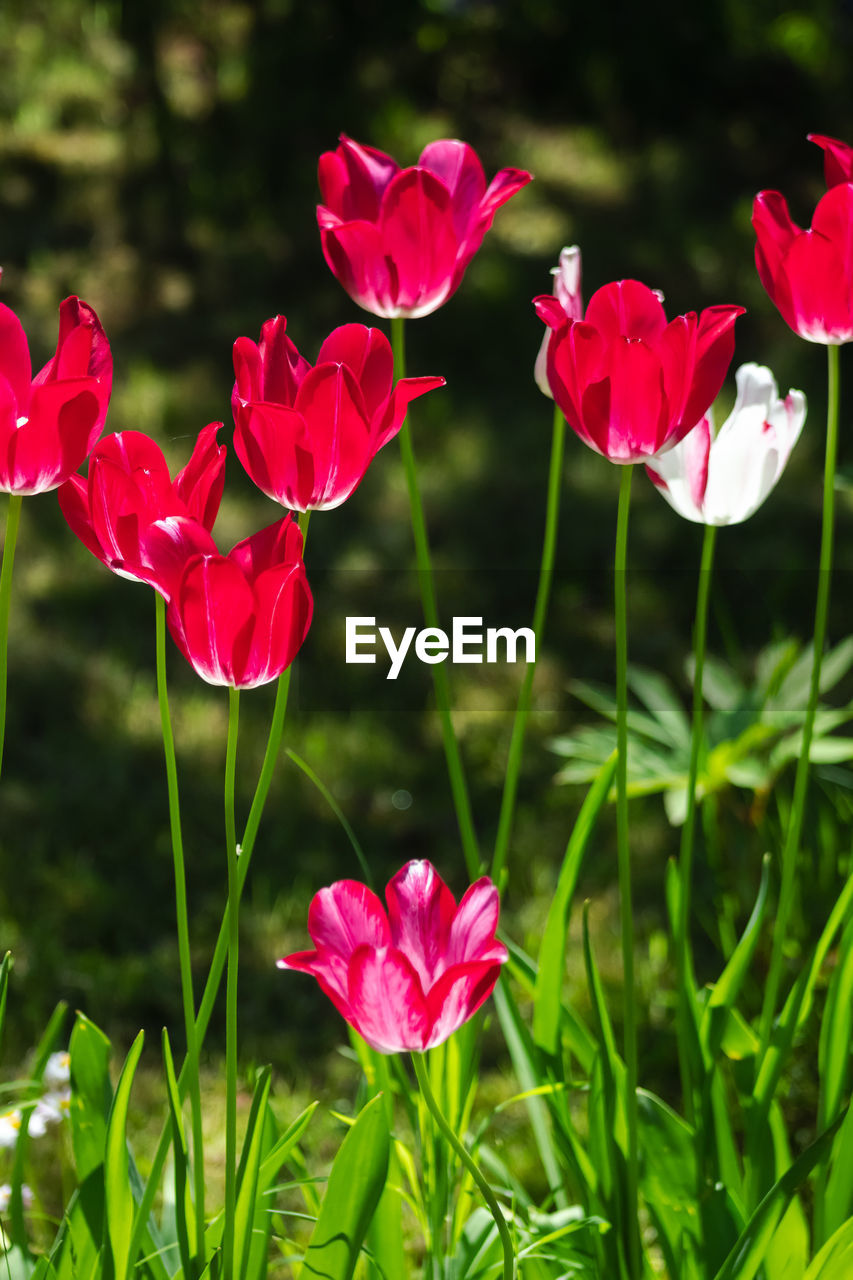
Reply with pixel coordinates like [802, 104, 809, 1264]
[307, 880, 391, 956]
[347, 945, 430, 1053]
[680, 305, 744, 430]
[379, 168, 458, 317]
[316, 325, 393, 420]
[247, 559, 312, 687]
[229, 514, 303, 580]
[57, 474, 103, 560]
[0, 305, 31, 412]
[584, 280, 668, 345]
[170, 555, 255, 686]
[377, 375, 446, 452]
[138, 516, 218, 598]
[386, 860, 457, 988]
[257, 315, 311, 404]
[809, 132, 853, 188]
[174, 422, 226, 530]
[753, 191, 800, 300]
[234, 402, 315, 510]
[277, 948, 353, 1013]
[294, 364, 373, 507]
[321, 136, 400, 222]
[320, 219, 397, 318]
[446, 879, 507, 966]
[424, 960, 504, 1050]
[9, 384, 100, 494]
[418, 140, 486, 239]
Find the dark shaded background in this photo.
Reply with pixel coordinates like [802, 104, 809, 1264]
[1, 0, 852, 1083]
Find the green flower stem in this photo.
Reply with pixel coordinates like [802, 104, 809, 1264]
[154, 593, 206, 1274]
[298, 508, 311, 548]
[492, 403, 566, 888]
[676, 521, 717, 1125]
[223, 685, 241, 1279]
[759, 343, 840, 1051]
[127, 668, 292, 1269]
[412, 1051, 515, 1280]
[614, 463, 640, 1278]
[391, 316, 480, 879]
[0, 493, 23, 782]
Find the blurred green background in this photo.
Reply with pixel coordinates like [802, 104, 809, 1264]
[1, 0, 852, 1102]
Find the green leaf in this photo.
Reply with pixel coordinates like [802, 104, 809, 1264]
[819, 914, 853, 1128]
[105, 1029, 144, 1280]
[234, 1067, 272, 1280]
[300, 1093, 390, 1280]
[161, 1029, 194, 1280]
[69, 1012, 113, 1181]
[627, 666, 691, 748]
[804, 1216, 853, 1279]
[636, 1089, 701, 1280]
[0, 952, 10, 1058]
[712, 1112, 845, 1280]
[534, 751, 617, 1056]
[821, 1087, 853, 1236]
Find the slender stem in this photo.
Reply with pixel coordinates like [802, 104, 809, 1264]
[760, 343, 840, 1048]
[0, 494, 23, 782]
[492, 404, 565, 888]
[391, 315, 480, 879]
[155, 593, 205, 1274]
[411, 1052, 515, 1280]
[126, 669, 292, 1269]
[298, 508, 311, 549]
[222, 685, 241, 1279]
[675, 522, 717, 1124]
[614, 463, 640, 1277]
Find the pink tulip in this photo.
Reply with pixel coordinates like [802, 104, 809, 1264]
[534, 279, 743, 463]
[0, 296, 112, 494]
[753, 134, 853, 343]
[141, 514, 312, 690]
[646, 363, 805, 525]
[232, 318, 445, 511]
[808, 132, 853, 187]
[278, 859, 508, 1054]
[534, 245, 584, 398]
[59, 426, 225, 583]
[317, 135, 532, 319]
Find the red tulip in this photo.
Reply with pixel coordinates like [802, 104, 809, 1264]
[534, 279, 743, 463]
[0, 296, 112, 494]
[277, 859, 508, 1054]
[59, 425, 225, 583]
[317, 135, 532, 319]
[808, 133, 853, 187]
[753, 134, 853, 343]
[232, 318, 445, 511]
[141, 514, 312, 689]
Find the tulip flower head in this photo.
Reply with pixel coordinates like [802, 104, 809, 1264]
[534, 279, 743, 463]
[646, 363, 805, 525]
[232, 318, 445, 511]
[0, 296, 112, 494]
[141, 514, 312, 690]
[59, 425, 225, 584]
[753, 133, 853, 344]
[317, 135, 532, 319]
[278, 859, 508, 1054]
[534, 245, 584, 398]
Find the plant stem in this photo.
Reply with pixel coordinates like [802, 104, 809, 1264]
[391, 315, 480, 879]
[492, 403, 565, 888]
[411, 1051, 515, 1280]
[222, 685, 241, 1279]
[0, 494, 23, 783]
[759, 343, 840, 1049]
[614, 463, 640, 1277]
[155, 593, 205, 1275]
[676, 521, 717, 1125]
[126, 669, 292, 1270]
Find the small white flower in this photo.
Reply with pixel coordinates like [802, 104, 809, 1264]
[0, 1111, 21, 1150]
[0, 1183, 33, 1214]
[646, 363, 806, 526]
[43, 1051, 70, 1090]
